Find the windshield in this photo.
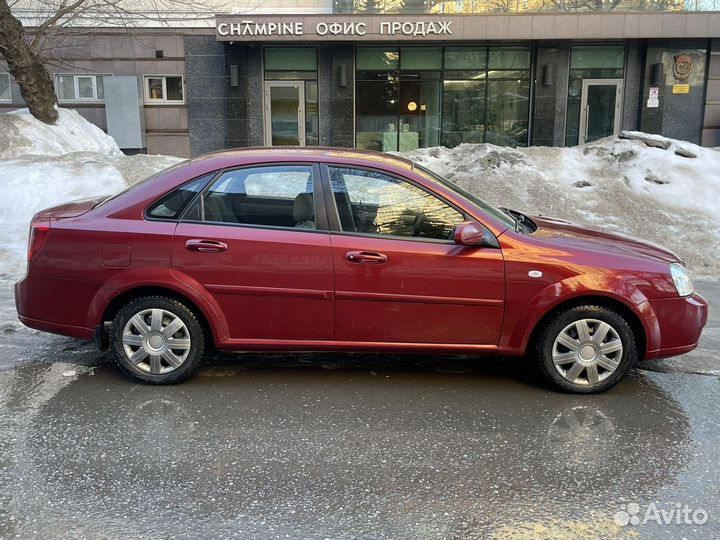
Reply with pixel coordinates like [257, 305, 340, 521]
[94, 159, 190, 209]
[413, 164, 516, 230]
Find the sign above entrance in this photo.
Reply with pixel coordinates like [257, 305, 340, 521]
[215, 15, 453, 42]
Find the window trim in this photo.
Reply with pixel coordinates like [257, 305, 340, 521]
[319, 163, 472, 245]
[179, 162, 330, 233]
[143, 74, 185, 105]
[54, 73, 110, 103]
[0, 73, 11, 102]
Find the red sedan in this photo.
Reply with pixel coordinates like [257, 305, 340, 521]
[15, 148, 708, 392]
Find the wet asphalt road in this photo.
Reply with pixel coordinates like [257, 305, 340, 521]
[0, 280, 717, 539]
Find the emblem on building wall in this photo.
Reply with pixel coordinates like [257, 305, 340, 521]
[672, 54, 694, 81]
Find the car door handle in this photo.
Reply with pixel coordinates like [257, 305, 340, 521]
[186, 239, 227, 253]
[345, 250, 387, 264]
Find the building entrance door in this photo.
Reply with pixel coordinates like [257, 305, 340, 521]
[264, 81, 305, 146]
[579, 79, 623, 144]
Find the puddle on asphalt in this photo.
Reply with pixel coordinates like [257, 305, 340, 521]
[0, 358, 706, 539]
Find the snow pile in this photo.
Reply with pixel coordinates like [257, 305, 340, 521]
[0, 108, 123, 159]
[401, 133, 720, 275]
[0, 109, 183, 277]
[1, 107, 718, 278]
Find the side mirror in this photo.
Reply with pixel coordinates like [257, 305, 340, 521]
[454, 220, 496, 247]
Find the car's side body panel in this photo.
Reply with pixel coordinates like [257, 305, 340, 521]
[172, 223, 334, 341]
[329, 233, 505, 345]
[15, 216, 176, 333]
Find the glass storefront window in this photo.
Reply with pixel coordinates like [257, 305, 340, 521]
[486, 79, 530, 147]
[264, 47, 317, 71]
[399, 78, 441, 150]
[356, 78, 399, 151]
[489, 48, 531, 70]
[356, 46, 531, 150]
[356, 48, 399, 70]
[400, 47, 442, 70]
[444, 47, 486, 70]
[442, 80, 486, 147]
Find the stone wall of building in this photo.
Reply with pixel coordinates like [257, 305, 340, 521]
[640, 38, 709, 145]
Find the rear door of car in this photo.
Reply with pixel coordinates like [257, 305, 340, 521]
[320, 164, 505, 347]
[171, 163, 335, 342]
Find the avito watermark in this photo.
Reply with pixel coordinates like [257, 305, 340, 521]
[614, 502, 709, 527]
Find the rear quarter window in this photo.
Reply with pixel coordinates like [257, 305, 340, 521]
[146, 173, 215, 220]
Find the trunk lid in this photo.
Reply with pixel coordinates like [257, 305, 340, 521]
[33, 196, 107, 220]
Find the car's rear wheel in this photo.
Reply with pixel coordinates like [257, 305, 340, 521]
[535, 305, 637, 393]
[110, 296, 204, 384]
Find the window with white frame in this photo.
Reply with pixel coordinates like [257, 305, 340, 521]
[0, 73, 11, 102]
[55, 74, 108, 102]
[144, 75, 184, 104]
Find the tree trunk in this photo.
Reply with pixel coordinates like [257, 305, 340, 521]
[0, 0, 58, 124]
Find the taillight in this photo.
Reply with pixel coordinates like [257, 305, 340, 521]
[27, 219, 51, 262]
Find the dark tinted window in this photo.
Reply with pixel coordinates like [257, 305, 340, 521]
[203, 166, 317, 230]
[329, 167, 463, 241]
[147, 174, 213, 220]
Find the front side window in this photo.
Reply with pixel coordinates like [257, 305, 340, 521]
[0, 73, 11, 102]
[144, 75, 184, 104]
[55, 74, 107, 102]
[202, 166, 317, 230]
[329, 167, 464, 241]
[414, 164, 516, 230]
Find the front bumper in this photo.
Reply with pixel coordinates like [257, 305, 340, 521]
[644, 292, 708, 360]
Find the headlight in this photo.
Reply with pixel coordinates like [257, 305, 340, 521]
[670, 263, 694, 297]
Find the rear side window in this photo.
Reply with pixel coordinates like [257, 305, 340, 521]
[202, 165, 317, 230]
[146, 174, 214, 220]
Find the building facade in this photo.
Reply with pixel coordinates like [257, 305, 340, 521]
[1, 7, 719, 156]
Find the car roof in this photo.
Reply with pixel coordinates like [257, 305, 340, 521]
[187, 146, 416, 171]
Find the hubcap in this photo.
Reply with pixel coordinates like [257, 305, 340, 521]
[551, 318, 623, 386]
[122, 308, 191, 375]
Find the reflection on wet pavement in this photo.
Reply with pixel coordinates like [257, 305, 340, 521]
[0, 354, 717, 540]
[0, 277, 717, 538]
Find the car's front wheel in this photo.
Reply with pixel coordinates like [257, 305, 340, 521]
[110, 296, 204, 384]
[535, 305, 637, 393]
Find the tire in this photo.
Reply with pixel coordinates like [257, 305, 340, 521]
[110, 296, 205, 384]
[534, 305, 637, 394]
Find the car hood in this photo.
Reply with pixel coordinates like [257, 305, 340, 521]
[34, 196, 107, 219]
[530, 215, 681, 265]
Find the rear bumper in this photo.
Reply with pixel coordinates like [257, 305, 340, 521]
[15, 275, 95, 340]
[16, 314, 93, 340]
[644, 292, 708, 360]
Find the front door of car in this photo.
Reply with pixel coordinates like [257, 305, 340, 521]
[323, 165, 505, 346]
[172, 163, 334, 341]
